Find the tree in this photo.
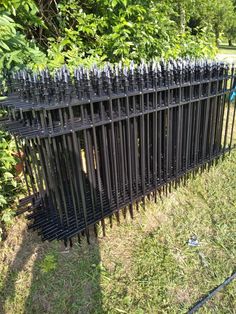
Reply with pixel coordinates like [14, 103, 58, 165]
[224, 0, 236, 45]
[0, 0, 46, 71]
[1, 0, 234, 71]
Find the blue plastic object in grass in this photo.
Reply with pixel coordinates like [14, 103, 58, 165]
[230, 90, 236, 102]
[188, 235, 199, 247]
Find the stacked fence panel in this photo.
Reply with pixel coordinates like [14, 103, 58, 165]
[0, 59, 236, 243]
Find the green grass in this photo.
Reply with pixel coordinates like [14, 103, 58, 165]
[217, 47, 236, 63]
[219, 44, 236, 50]
[219, 48, 236, 54]
[0, 151, 236, 314]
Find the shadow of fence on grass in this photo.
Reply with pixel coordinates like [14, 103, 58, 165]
[0, 225, 102, 314]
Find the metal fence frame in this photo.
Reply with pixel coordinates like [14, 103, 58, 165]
[1, 59, 236, 244]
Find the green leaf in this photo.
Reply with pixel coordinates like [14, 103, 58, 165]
[0, 195, 7, 207]
[0, 41, 10, 51]
[3, 172, 14, 180]
[121, 0, 127, 7]
[1, 209, 14, 225]
[111, 0, 118, 8]
[40, 254, 58, 273]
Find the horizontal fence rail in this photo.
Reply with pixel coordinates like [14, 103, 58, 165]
[1, 59, 236, 244]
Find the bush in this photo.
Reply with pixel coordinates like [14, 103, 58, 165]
[0, 126, 23, 241]
[0, 0, 228, 73]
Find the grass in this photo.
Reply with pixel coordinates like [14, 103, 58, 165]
[217, 47, 236, 63]
[218, 48, 236, 54]
[0, 149, 236, 314]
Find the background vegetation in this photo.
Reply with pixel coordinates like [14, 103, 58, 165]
[0, 0, 236, 72]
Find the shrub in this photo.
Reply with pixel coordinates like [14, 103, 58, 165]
[0, 126, 23, 241]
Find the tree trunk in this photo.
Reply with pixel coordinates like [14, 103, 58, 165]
[215, 27, 220, 46]
[229, 39, 233, 46]
[178, 2, 186, 33]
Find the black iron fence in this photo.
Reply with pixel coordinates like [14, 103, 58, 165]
[1, 59, 236, 244]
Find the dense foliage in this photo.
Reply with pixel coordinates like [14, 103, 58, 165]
[0, 0, 235, 238]
[0, 0, 235, 71]
[0, 127, 23, 241]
